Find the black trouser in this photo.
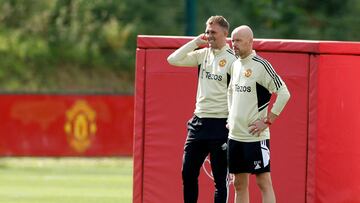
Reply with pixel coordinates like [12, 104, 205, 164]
[182, 115, 228, 203]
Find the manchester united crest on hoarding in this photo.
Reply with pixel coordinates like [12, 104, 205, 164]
[64, 100, 97, 153]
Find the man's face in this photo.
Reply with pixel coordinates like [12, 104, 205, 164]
[231, 32, 251, 58]
[205, 23, 227, 49]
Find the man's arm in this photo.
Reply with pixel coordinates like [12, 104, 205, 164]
[269, 86, 291, 120]
[261, 60, 291, 120]
[249, 62, 290, 136]
[249, 85, 290, 136]
[167, 34, 208, 67]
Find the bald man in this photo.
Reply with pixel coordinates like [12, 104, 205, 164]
[227, 25, 290, 203]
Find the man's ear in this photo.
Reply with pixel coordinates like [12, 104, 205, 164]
[249, 37, 253, 43]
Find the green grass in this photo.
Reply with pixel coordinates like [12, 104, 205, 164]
[0, 157, 133, 203]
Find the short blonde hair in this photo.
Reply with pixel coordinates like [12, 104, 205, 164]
[206, 16, 229, 32]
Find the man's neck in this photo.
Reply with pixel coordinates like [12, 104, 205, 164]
[240, 50, 253, 59]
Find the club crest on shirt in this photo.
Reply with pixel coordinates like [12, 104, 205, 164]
[244, 69, 252, 77]
[219, 59, 226, 67]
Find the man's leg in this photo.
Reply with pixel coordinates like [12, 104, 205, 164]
[228, 139, 251, 203]
[255, 172, 276, 203]
[233, 173, 250, 203]
[209, 140, 228, 203]
[182, 140, 208, 203]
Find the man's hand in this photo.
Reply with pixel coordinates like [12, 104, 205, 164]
[248, 119, 269, 136]
[194, 33, 208, 47]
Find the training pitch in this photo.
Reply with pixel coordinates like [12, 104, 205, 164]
[0, 157, 133, 203]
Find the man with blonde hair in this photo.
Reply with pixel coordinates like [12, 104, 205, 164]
[167, 16, 237, 203]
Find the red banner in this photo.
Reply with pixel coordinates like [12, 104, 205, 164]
[0, 94, 133, 156]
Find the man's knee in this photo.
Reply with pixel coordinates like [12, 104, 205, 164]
[234, 180, 246, 192]
[233, 174, 249, 192]
[255, 173, 273, 191]
[182, 164, 200, 182]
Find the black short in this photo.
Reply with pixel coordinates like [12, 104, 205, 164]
[228, 139, 270, 174]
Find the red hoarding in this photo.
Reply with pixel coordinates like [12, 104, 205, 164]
[134, 35, 360, 203]
[134, 36, 310, 203]
[0, 94, 133, 156]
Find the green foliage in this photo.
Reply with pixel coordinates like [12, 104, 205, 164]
[0, 0, 137, 92]
[0, 0, 359, 92]
[46, 0, 135, 71]
[194, 0, 360, 41]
